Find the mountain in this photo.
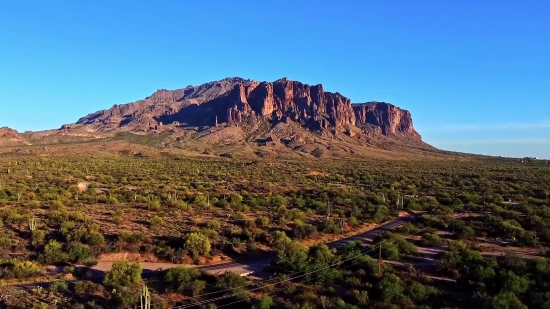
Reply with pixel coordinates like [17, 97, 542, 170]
[3, 77, 437, 159]
[75, 77, 422, 140]
[0, 127, 29, 146]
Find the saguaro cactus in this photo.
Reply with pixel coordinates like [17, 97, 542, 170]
[140, 285, 151, 309]
[29, 217, 37, 231]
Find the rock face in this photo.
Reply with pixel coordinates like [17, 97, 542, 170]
[76, 77, 421, 141]
[353, 102, 420, 138]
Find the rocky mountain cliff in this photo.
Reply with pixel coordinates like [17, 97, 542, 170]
[76, 77, 421, 141]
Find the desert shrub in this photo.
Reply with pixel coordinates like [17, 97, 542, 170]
[0, 235, 13, 249]
[75, 280, 104, 295]
[268, 230, 291, 249]
[216, 272, 249, 299]
[165, 267, 203, 294]
[420, 233, 443, 247]
[50, 200, 65, 211]
[0, 259, 43, 279]
[348, 217, 359, 227]
[293, 223, 318, 240]
[255, 216, 270, 228]
[39, 240, 69, 264]
[109, 287, 138, 307]
[184, 232, 211, 258]
[50, 280, 69, 293]
[31, 229, 46, 246]
[68, 243, 91, 263]
[207, 220, 221, 230]
[150, 215, 164, 228]
[28, 200, 41, 209]
[190, 279, 206, 297]
[103, 260, 142, 289]
[323, 221, 342, 234]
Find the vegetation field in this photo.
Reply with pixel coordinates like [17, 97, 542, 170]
[0, 151, 549, 309]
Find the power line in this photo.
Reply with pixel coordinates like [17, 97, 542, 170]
[169, 246, 380, 309]
[215, 253, 368, 309]
[167, 214, 443, 309]
[125, 214, 421, 309]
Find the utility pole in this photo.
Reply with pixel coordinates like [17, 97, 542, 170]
[378, 243, 382, 277]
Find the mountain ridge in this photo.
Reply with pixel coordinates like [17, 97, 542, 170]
[75, 77, 421, 139]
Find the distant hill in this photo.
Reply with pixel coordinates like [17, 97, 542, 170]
[0, 127, 29, 146]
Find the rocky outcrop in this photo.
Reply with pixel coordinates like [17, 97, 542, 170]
[353, 102, 420, 138]
[75, 77, 421, 141]
[0, 127, 30, 146]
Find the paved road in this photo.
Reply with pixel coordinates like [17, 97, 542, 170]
[19, 211, 542, 290]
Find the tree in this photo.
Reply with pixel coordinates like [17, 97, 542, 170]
[103, 260, 142, 289]
[184, 232, 211, 258]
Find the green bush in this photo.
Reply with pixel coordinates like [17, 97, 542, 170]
[103, 260, 142, 289]
[68, 243, 91, 263]
[39, 240, 69, 264]
[165, 266, 202, 293]
[75, 280, 104, 295]
[420, 233, 443, 247]
[0, 259, 43, 279]
[184, 232, 211, 258]
[216, 272, 249, 299]
[50, 280, 69, 293]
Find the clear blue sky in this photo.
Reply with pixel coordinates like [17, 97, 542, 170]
[1, 1, 549, 158]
